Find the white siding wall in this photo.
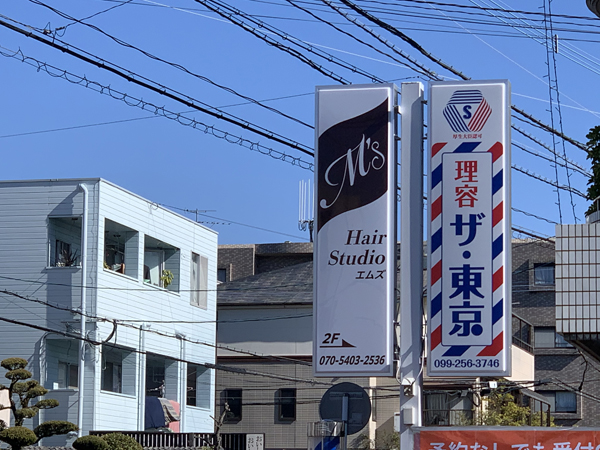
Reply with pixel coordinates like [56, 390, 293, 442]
[0, 179, 217, 436]
[93, 181, 217, 432]
[217, 307, 312, 356]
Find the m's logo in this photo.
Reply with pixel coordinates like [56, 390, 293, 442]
[443, 90, 492, 133]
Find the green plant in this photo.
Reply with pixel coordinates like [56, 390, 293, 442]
[73, 435, 111, 450]
[160, 269, 174, 288]
[0, 426, 37, 450]
[478, 390, 554, 427]
[0, 357, 78, 448]
[586, 125, 600, 216]
[101, 433, 143, 450]
[356, 430, 399, 450]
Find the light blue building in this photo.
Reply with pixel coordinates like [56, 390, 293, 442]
[0, 179, 217, 444]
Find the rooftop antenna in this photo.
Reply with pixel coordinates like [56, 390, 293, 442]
[299, 179, 314, 242]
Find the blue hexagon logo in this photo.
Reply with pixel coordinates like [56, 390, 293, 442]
[443, 90, 492, 133]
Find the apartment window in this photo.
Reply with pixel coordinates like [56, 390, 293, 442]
[144, 236, 180, 291]
[217, 268, 227, 284]
[191, 253, 208, 308]
[104, 219, 138, 277]
[278, 388, 296, 421]
[224, 389, 242, 422]
[57, 362, 78, 389]
[48, 217, 81, 267]
[540, 391, 577, 413]
[187, 364, 211, 408]
[102, 346, 135, 395]
[534, 263, 555, 286]
[535, 327, 572, 348]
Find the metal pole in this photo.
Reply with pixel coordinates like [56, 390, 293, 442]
[342, 394, 348, 450]
[399, 82, 425, 450]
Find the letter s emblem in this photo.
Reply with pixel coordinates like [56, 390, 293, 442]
[462, 105, 472, 119]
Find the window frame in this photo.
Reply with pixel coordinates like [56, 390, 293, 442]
[539, 390, 577, 413]
[191, 253, 208, 308]
[224, 389, 242, 422]
[277, 388, 297, 422]
[57, 361, 78, 389]
[534, 326, 572, 349]
[533, 263, 555, 286]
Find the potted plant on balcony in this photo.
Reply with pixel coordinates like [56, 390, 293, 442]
[160, 269, 174, 288]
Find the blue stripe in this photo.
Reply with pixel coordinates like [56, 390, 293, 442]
[431, 164, 442, 189]
[454, 142, 481, 153]
[431, 229, 442, 253]
[449, 91, 482, 103]
[443, 346, 469, 357]
[443, 106, 468, 133]
[431, 293, 442, 317]
[492, 235, 503, 259]
[492, 169, 503, 194]
[492, 299, 503, 324]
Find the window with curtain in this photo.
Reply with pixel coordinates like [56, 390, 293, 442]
[534, 263, 555, 285]
[191, 253, 208, 309]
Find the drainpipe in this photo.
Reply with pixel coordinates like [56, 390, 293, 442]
[77, 183, 89, 437]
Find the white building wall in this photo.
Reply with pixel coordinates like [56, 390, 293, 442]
[0, 179, 217, 437]
[217, 307, 312, 357]
[555, 224, 600, 336]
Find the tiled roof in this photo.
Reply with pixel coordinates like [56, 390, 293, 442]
[217, 261, 313, 305]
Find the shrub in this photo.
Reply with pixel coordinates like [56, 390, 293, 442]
[102, 433, 143, 450]
[34, 421, 78, 440]
[73, 435, 111, 450]
[0, 426, 38, 450]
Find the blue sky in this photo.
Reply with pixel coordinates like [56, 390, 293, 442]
[1, 0, 598, 244]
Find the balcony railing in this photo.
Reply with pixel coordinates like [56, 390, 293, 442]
[90, 431, 249, 449]
[422, 409, 474, 426]
[512, 314, 533, 353]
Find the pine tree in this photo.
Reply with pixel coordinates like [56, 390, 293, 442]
[0, 357, 77, 450]
[585, 125, 600, 216]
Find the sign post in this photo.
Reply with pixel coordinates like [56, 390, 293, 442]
[399, 82, 425, 450]
[427, 80, 511, 377]
[313, 84, 397, 378]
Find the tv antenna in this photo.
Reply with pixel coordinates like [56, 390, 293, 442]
[299, 179, 314, 242]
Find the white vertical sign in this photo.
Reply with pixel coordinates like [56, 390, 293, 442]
[427, 80, 511, 376]
[313, 84, 397, 377]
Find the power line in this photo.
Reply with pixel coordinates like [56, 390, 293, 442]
[334, 0, 587, 151]
[0, 16, 314, 157]
[0, 45, 314, 171]
[27, 0, 314, 130]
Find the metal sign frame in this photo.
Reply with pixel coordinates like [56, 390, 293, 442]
[427, 80, 511, 377]
[313, 84, 397, 377]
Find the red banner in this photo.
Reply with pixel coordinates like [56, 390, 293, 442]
[419, 429, 600, 450]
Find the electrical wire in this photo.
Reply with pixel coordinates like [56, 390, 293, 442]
[27, 0, 314, 130]
[0, 45, 314, 172]
[0, 15, 314, 157]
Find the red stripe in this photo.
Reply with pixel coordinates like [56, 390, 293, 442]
[431, 197, 442, 220]
[493, 267, 503, 292]
[470, 100, 491, 132]
[432, 143, 447, 157]
[431, 326, 442, 350]
[492, 202, 503, 227]
[488, 142, 503, 162]
[477, 332, 504, 356]
[431, 260, 442, 285]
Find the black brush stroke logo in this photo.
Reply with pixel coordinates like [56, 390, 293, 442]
[317, 99, 389, 232]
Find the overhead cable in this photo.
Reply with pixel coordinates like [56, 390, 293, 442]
[26, 0, 313, 130]
[335, 0, 587, 151]
[0, 16, 314, 157]
[0, 45, 314, 171]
